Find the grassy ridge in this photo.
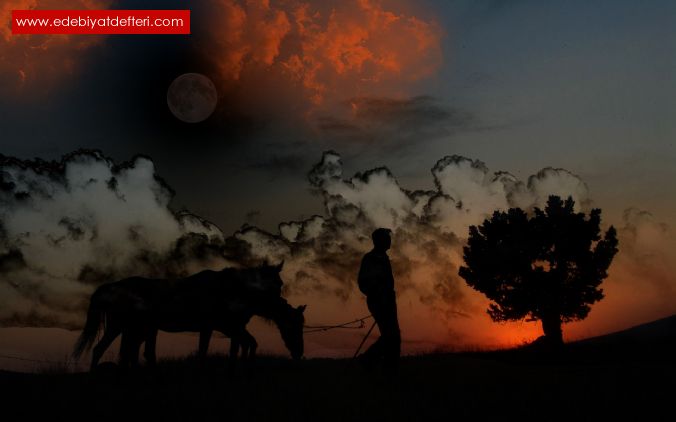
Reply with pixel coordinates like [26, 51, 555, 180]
[3, 316, 675, 421]
[2, 345, 674, 422]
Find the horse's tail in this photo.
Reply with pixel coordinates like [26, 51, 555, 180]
[72, 288, 106, 361]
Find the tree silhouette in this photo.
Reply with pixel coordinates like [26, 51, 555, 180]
[459, 196, 619, 346]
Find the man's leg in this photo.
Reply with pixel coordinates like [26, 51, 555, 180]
[360, 297, 386, 363]
[361, 332, 385, 361]
[380, 297, 401, 369]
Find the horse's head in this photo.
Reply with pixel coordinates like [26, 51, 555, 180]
[277, 303, 306, 360]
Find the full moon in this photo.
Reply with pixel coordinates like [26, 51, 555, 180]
[167, 73, 218, 123]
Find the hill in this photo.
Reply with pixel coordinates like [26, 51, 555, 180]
[1, 316, 674, 421]
[576, 314, 676, 345]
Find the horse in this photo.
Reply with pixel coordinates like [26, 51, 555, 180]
[122, 263, 290, 366]
[72, 263, 306, 371]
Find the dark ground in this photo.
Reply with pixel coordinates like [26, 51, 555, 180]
[2, 316, 676, 421]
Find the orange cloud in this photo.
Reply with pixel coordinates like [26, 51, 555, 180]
[207, 0, 443, 104]
[0, 0, 112, 93]
[208, 0, 292, 80]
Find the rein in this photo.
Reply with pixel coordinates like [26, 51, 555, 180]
[303, 314, 373, 333]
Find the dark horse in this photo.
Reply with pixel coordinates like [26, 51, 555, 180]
[72, 263, 306, 370]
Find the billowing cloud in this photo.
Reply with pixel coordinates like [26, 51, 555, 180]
[206, 0, 292, 81]
[603, 209, 676, 322]
[0, 149, 589, 335]
[0, 150, 228, 328]
[2, 149, 673, 351]
[203, 0, 443, 105]
[0, 0, 112, 93]
[222, 151, 589, 341]
[222, 152, 675, 348]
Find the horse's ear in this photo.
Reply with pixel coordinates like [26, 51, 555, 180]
[275, 260, 284, 272]
[297, 304, 307, 313]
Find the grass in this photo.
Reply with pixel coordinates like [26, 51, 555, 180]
[2, 341, 674, 422]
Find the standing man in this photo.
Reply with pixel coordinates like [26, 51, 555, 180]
[357, 228, 401, 369]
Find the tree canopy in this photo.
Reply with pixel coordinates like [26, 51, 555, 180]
[459, 196, 619, 344]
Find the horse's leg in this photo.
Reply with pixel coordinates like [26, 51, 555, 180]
[241, 330, 257, 361]
[91, 323, 121, 371]
[120, 327, 145, 370]
[119, 331, 135, 369]
[227, 334, 241, 375]
[128, 333, 142, 369]
[143, 328, 158, 366]
[198, 329, 212, 360]
[240, 341, 249, 360]
[239, 330, 257, 376]
[229, 335, 240, 360]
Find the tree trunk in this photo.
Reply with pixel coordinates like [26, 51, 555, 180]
[541, 313, 563, 347]
[541, 271, 563, 348]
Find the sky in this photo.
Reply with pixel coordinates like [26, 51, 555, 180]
[0, 0, 675, 371]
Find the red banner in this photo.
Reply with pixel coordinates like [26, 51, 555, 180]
[11, 9, 190, 35]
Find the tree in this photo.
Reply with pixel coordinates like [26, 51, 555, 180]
[459, 196, 619, 346]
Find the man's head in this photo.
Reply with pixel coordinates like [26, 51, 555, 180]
[371, 228, 392, 252]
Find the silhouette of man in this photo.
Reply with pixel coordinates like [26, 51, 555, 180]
[357, 228, 401, 369]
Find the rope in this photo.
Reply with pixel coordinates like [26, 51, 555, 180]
[1, 315, 375, 367]
[303, 314, 373, 333]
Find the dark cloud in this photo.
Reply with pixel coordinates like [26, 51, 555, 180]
[249, 153, 307, 173]
[316, 96, 477, 151]
[0, 249, 25, 274]
[244, 210, 262, 225]
[347, 96, 463, 125]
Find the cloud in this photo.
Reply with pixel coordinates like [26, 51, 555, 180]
[0, 150, 228, 328]
[226, 150, 596, 332]
[614, 209, 676, 299]
[249, 153, 307, 173]
[3, 149, 673, 350]
[0, 149, 590, 332]
[229, 152, 676, 347]
[202, 0, 443, 106]
[553, 208, 676, 338]
[206, 0, 292, 81]
[316, 96, 475, 148]
[0, 0, 113, 94]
